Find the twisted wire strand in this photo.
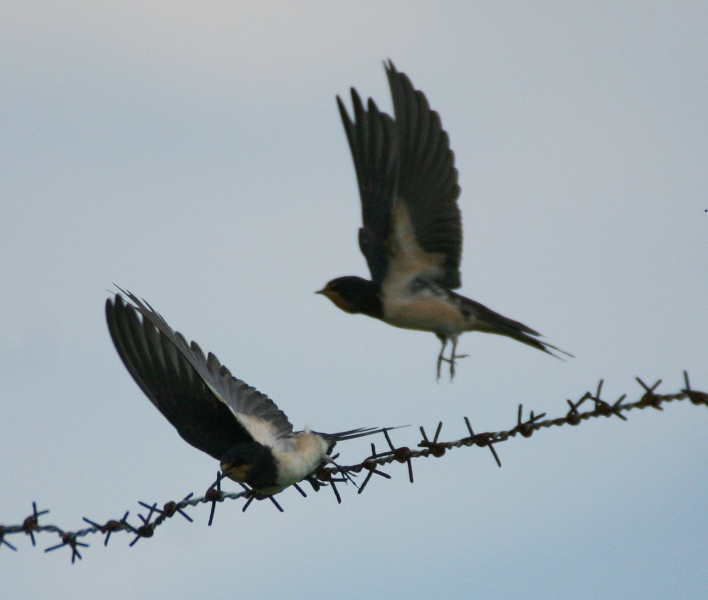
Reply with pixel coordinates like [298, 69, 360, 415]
[1, 372, 705, 562]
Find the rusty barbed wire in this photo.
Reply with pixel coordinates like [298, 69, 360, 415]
[1, 371, 705, 562]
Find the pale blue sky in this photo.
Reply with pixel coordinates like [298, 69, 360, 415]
[1, 2, 706, 598]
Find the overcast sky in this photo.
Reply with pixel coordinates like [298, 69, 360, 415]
[1, 2, 706, 598]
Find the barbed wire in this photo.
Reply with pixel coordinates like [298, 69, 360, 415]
[2, 371, 705, 563]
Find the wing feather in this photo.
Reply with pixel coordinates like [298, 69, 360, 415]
[385, 61, 463, 289]
[337, 89, 399, 284]
[106, 290, 294, 458]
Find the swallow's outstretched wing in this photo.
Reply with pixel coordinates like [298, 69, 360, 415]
[385, 60, 462, 289]
[106, 290, 293, 460]
[337, 88, 398, 285]
[338, 61, 462, 289]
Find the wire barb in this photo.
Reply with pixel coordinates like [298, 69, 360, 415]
[0, 527, 18, 551]
[464, 417, 502, 468]
[82, 511, 131, 546]
[206, 472, 225, 526]
[44, 532, 89, 563]
[683, 371, 708, 407]
[21, 502, 49, 547]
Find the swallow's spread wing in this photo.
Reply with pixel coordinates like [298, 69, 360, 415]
[106, 290, 294, 460]
[385, 61, 462, 289]
[339, 61, 462, 289]
[337, 90, 399, 284]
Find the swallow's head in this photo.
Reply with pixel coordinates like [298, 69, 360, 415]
[316, 276, 383, 318]
[220, 442, 278, 489]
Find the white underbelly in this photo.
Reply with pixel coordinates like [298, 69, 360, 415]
[269, 433, 328, 494]
[383, 295, 466, 335]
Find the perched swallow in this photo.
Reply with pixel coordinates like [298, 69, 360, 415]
[318, 61, 571, 379]
[106, 289, 387, 496]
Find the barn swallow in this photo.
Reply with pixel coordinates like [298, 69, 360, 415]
[318, 61, 571, 380]
[106, 289, 388, 496]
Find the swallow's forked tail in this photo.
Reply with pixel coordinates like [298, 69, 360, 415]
[471, 302, 573, 360]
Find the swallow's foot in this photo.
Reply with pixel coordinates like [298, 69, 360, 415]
[436, 335, 468, 381]
[438, 353, 470, 381]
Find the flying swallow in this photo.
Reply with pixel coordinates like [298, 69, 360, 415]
[317, 61, 571, 380]
[106, 289, 388, 496]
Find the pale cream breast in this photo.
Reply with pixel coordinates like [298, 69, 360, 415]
[383, 294, 466, 334]
[272, 431, 328, 489]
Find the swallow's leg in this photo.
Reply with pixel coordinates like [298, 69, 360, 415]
[436, 335, 448, 381]
[436, 335, 469, 380]
[447, 336, 470, 380]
